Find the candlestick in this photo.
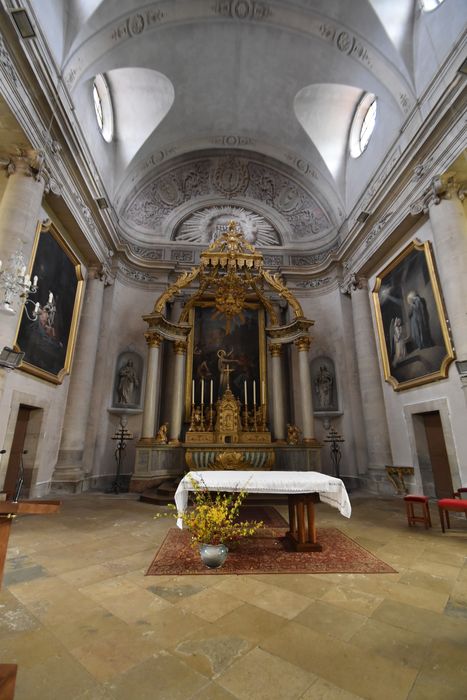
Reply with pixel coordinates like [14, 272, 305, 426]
[201, 379, 204, 405]
[33, 275, 38, 287]
[253, 380, 256, 406]
[192, 379, 195, 404]
[48, 291, 53, 303]
[244, 380, 247, 406]
[210, 379, 213, 405]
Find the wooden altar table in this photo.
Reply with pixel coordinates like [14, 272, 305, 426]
[174, 471, 351, 552]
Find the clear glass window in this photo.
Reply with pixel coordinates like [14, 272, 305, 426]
[92, 74, 113, 143]
[349, 93, 377, 158]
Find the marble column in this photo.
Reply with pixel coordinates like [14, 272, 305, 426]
[427, 173, 467, 363]
[52, 267, 105, 492]
[294, 336, 318, 445]
[141, 332, 163, 440]
[0, 151, 49, 350]
[269, 344, 286, 441]
[169, 340, 187, 443]
[350, 276, 392, 479]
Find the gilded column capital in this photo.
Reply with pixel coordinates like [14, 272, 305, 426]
[269, 343, 283, 358]
[294, 336, 311, 352]
[173, 340, 187, 355]
[144, 331, 163, 348]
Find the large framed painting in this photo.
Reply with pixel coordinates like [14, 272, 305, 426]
[185, 302, 267, 417]
[372, 239, 454, 391]
[14, 221, 84, 384]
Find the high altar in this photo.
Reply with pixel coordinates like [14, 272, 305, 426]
[131, 222, 321, 494]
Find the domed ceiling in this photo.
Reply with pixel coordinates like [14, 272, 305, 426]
[24, 0, 463, 252]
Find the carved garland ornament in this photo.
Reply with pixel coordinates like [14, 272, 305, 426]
[121, 155, 332, 240]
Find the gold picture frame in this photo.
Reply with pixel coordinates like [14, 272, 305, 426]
[372, 239, 454, 391]
[14, 220, 84, 384]
[185, 301, 267, 418]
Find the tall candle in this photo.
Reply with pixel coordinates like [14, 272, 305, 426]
[210, 379, 213, 405]
[253, 380, 256, 406]
[244, 380, 247, 406]
[192, 379, 195, 404]
[48, 291, 53, 303]
[201, 379, 204, 405]
[262, 380, 265, 405]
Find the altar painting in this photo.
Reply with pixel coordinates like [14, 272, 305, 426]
[372, 239, 454, 391]
[186, 304, 266, 417]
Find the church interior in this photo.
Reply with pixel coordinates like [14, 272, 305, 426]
[0, 1, 466, 698]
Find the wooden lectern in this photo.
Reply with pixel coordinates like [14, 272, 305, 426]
[0, 499, 60, 699]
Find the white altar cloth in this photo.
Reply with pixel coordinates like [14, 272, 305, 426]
[174, 471, 351, 528]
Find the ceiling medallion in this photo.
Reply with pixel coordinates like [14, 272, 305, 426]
[174, 206, 281, 246]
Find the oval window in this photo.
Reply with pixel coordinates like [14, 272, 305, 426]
[349, 93, 377, 158]
[92, 74, 113, 143]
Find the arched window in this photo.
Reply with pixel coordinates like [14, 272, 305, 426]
[349, 93, 377, 158]
[92, 74, 114, 143]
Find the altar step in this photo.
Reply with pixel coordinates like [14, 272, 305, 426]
[140, 479, 287, 506]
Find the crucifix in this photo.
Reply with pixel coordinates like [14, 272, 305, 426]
[223, 362, 234, 390]
[0, 498, 60, 699]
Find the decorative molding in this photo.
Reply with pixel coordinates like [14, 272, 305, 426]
[174, 205, 281, 246]
[211, 134, 255, 147]
[0, 33, 18, 85]
[122, 154, 332, 241]
[340, 273, 368, 296]
[128, 245, 163, 260]
[294, 336, 311, 352]
[212, 1, 272, 21]
[294, 277, 332, 289]
[290, 245, 339, 266]
[118, 260, 161, 284]
[364, 212, 393, 248]
[263, 254, 283, 267]
[171, 249, 194, 262]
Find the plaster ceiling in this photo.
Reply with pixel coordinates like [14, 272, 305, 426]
[22, 0, 466, 250]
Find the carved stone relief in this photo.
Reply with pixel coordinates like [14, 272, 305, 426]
[174, 206, 281, 246]
[121, 154, 332, 242]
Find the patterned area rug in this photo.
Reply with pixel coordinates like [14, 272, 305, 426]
[146, 523, 396, 576]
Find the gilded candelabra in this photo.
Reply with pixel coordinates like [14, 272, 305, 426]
[110, 416, 133, 493]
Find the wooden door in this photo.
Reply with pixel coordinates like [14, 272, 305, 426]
[422, 411, 453, 499]
[3, 406, 31, 499]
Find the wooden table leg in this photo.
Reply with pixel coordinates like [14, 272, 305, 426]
[0, 664, 17, 699]
[287, 494, 322, 552]
[0, 517, 13, 589]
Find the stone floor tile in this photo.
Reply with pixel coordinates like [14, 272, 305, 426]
[348, 617, 431, 668]
[297, 600, 368, 641]
[320, 584, 384, 616]
[175, 632, 250, 677]
[247, 582, 311, 619]
[260, 621, 418, 700]
[216, 647, 316, 700]
[104, 651, 209, 700]
[189, 681, 238, 699]
[176, 586, 244, 622]
[299, 677, 365, 699]
[216, 602, 288, 645]
[13, 650, 99, 700]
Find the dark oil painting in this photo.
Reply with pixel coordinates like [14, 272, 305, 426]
[189, 305, 264, 408]
[15, 225, 83, 383]
[373, 240, 454, 390]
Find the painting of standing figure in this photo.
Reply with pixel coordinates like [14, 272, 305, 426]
[372, 240, 454, 390]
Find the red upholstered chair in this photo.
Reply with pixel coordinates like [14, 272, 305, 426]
[437, 492, 467, 533]
[403, 495, 432, 528]
[453, 487, 467, 499]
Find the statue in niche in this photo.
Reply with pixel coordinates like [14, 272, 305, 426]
[314, 365, 334, 410]
[117, 360, 139, 405]
[311, 357, 338, 413]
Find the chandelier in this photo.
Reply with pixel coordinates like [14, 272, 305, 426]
[0, 247, 39, 319]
